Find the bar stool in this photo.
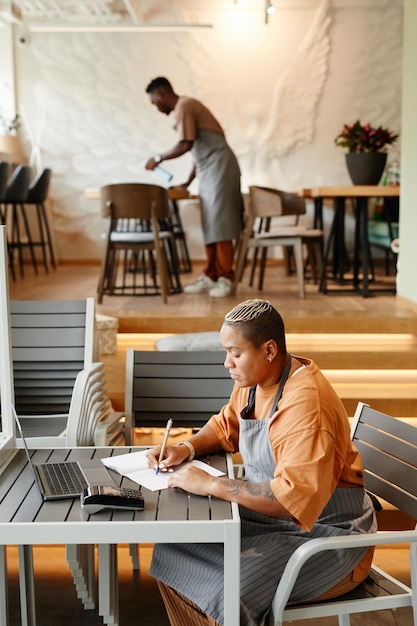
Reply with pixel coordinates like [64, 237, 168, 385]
[3, 164, 35, 278]
[0, 161, 11, 224]
[25, 168, 56, 272]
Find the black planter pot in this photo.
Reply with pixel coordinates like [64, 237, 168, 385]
[345, 152, 387, 185]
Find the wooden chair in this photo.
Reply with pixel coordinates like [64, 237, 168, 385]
[267, 402, 417, 626]
[234, 186, 323, 298]
[97, 183, 182, 304]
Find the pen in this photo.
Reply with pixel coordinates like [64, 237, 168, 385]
[156, 417, 173, 475]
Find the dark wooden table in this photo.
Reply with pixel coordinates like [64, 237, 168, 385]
[302, 186, 400, 296]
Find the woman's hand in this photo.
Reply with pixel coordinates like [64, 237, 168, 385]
[168, 465, 215, 496]
[146, 443, 189, 472]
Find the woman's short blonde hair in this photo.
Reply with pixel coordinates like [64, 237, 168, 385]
[224, 299, 286, 353]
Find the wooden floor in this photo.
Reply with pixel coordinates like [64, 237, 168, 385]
[6, 544, 414, 626]
[8, 259, 417, 335]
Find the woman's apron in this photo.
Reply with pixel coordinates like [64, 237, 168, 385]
[150, 357, 376, 626]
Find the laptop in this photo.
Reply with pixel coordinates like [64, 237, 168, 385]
[13, 407, 116, 501]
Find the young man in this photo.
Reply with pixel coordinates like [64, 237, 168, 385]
[145, 77, 243, 298]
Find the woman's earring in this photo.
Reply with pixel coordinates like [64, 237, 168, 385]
[268, 356, 272, 362]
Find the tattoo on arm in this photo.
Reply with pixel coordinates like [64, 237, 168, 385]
[216, 478, 277, 502]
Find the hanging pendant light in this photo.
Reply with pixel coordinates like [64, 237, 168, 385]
[265, 0, 276, 23]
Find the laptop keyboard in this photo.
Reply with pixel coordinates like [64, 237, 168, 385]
[41, 461, 88, 496]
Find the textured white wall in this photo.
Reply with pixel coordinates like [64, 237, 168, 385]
[12, 0, 403, 262]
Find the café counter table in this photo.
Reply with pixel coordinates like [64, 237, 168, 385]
[302, 185, 400, 297]
[0, 446, 240, 626]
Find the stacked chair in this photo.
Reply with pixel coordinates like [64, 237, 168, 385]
[10, 297, 129, 447]
[8, 297, 130, 615]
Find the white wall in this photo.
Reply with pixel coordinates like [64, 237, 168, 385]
[397, 0, 417, 303]
[8, 0, 404, 264]
[0, 23, 16, 120]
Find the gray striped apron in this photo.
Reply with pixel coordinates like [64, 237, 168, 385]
[191, 130, 242, 245]
[149, 358, 376, 626]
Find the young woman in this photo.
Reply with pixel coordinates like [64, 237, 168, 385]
[146, 299, 377, 626]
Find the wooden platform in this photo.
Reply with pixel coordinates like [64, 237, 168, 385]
[8, 260, 417, 419]
[8, 260, 417, 335]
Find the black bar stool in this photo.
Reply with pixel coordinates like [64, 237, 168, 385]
[25, 168, 56, 272]
[3, 164, 35, 278]
[0, 161, 14, 279]
[0, 161, 11, 224]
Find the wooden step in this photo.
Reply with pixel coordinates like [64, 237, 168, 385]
[115, 311, 417, 335]
[324, 369, 417, 417]
[287, 333, 417, 369]
[102, 334, 417, 418]
[326, 370, 417, 413]
[112, 332, 417, 370]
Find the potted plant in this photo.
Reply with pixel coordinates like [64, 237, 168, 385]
[334, 120, 399, 185]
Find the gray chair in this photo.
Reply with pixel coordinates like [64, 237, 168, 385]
[10, 297, 129, 447]
[10, 298, 96, 445]
[7, 298, 128, 615]
[268, 402, 417, 626]
[124, 348, 234, 570]
[125, 349, 233, 430]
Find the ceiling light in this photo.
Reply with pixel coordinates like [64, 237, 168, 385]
[29, 23, 213, 33]
[265, 0, 275, 23]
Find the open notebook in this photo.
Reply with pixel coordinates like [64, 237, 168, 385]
[101, 448, 225, 492]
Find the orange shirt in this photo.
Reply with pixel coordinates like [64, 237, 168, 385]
[208, 357, 365, 532]
[173, 96, 224, 141]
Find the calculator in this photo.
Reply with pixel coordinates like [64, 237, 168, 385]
[81, 485, 145, 514]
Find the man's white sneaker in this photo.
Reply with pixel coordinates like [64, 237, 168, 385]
[184, 275, 217, 294]
[209, 277, 233, 298]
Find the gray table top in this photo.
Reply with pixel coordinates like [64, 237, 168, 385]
[0, 447, 234, 530]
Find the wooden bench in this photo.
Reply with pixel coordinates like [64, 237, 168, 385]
[267, 402, 417, 626]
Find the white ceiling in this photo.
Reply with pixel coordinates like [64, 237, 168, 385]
[1, 0, 268, 30]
